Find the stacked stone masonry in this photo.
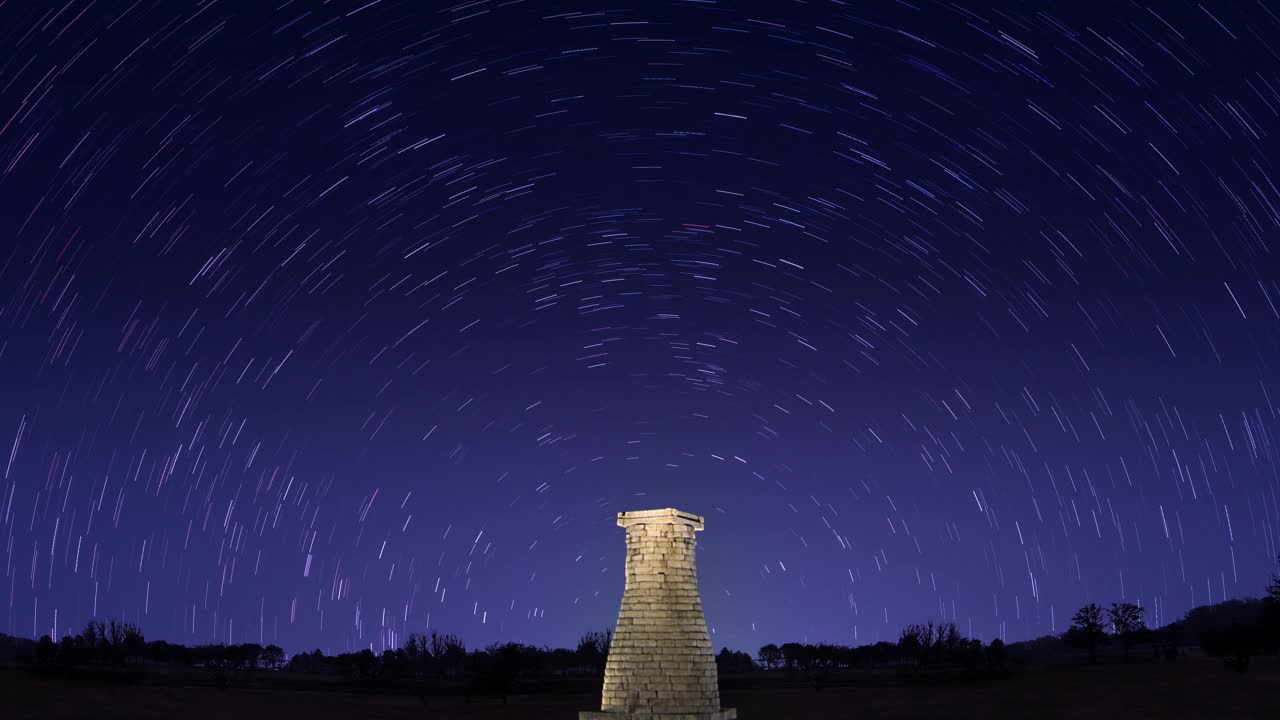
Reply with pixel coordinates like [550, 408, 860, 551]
[580, 508, 736, 720]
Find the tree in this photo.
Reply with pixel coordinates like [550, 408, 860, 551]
[475, 643, 527, 702]
[898, 625, 922, 666]
[0, 633, 38, 662]
[429, 631, 467, 677]
[868, 641, 898, 667]
[237, 643, 264, 672]
[1264, 554, 1280, 656]
[935, 622, 963, 664]
[1267, 552, 1280, 601]
[35, 635, 56, 665]
[351, 648, 376, 679]
[715, 648, 755, 674]
[81, 622, 102, 663]
[57, 635, 80, 666]
[779, 642, 812, 671]
[1201, 623, 1260, 673]
[1159, 624, 1182, 662]
[576, 629, 612, 674]
[122, 625, 145, 665]
[200, 643, 237, 689]
[1069, 603, 1106, 664]
[1107, 602, 1146, 662]
[898, 621, 944, 667]
[757, 643, 782, 670]
[287, 648, 326, 674]
[262, 644, 284, 671]
[89, 618, 144, 666]
[403, 633, 429, 678]
[985, 638, 1007, 671]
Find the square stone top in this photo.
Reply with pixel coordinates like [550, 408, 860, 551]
[617, 507, 705, 530]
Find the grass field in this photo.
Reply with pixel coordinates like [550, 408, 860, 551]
[4, 657, 1276, 719]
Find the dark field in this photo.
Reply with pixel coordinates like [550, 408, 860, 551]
[3, 658, 1276, 720]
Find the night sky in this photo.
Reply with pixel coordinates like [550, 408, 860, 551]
[2, 0, 1278, 658]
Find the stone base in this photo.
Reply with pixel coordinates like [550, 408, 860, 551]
[579, 710, 736, 720]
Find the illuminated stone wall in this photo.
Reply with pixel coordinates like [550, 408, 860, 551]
[581, 508, 736, 720]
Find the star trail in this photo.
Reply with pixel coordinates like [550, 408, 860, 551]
[1, 0, 1278, 657]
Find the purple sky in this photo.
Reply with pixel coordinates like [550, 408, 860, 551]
[1, 0, 1278, 656]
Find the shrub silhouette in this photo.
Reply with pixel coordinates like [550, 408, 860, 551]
[576, 628, 612, 674]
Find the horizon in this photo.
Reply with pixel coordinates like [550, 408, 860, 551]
[8, 564, 1277, 658]
[3, 0, 1279, 662]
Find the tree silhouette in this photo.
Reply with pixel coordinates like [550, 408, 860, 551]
[1264, 553, 1280, 656]
[1069, 603, 1106, 664]
[1159, 624, 1181, 662]
[428, 630, 467, 677]
[1107, 602, 1145, 662]
[757, 643, 782, 670]
[57, 635, 79, 666]
[237, 643, 264, 673]
[895, 621, 971, 668]
[201, 644, 237, 689]
[779, 642, 812, 671]
[715, 648, 755, 674]
[986, 638, 1007, 671]
[899, 621, 949, 667]
[35, 635, 55, 665]
[1201, 623, 1261, 673]
[576, 628, 612, 674]
[403, 632, 429, 678]
[475, 642, 530, 702]
[81, 621, 104, 662]
[897, 623, 925, 666]
[352, 648, 377, 679]
[286, 648, 326, 674]
[868, 641, 897, 667]
[1267, 553, 1280, 601]
[262, 644, 285, 671]
[935, 622, 962, 664]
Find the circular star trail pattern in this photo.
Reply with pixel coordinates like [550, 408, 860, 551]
[1, 1, 1278, 654]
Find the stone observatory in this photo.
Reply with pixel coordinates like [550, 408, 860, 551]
[580, 508, 736, 720]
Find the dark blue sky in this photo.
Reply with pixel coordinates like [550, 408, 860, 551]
[1, 0, 1277, 656]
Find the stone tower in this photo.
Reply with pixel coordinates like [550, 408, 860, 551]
[581, 508, 736, 720]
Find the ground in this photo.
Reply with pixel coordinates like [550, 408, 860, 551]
[3, 658, 1276, 719]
